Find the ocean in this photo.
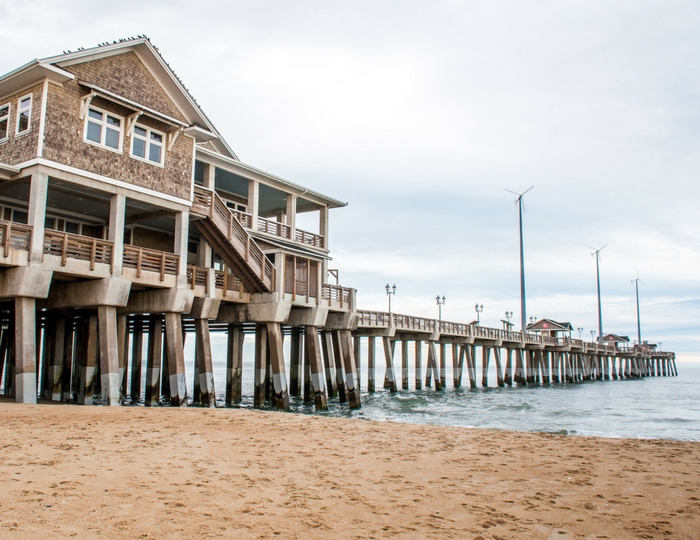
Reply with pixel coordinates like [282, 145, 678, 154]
[181, 336, 700, 442]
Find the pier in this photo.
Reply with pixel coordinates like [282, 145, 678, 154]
[0, 37, 677, 411]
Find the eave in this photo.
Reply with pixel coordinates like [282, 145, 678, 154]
[0, 60, 74, 99]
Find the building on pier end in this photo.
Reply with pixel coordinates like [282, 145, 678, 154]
[0, 37, 359, 408]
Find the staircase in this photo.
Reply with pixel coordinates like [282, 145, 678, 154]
[191, 186, 275, 294]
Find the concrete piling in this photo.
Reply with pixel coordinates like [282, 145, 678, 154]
[304, 325, 328, 410]
[267, 323, 290, 411]
[367, 336, 376, 392]
[382, 336, 398, 393]
[145, 317, 162, 406]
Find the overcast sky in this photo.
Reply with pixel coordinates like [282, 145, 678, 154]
[2, 1, 699, 361]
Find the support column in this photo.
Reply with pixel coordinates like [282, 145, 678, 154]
[452, 343, 462, 388]
[285, 194, 297, 240]
[514, 348, 525, 384]
[61, 318, 75, 402]
[130, 317, 143, 401]
[401, 341, 409, 390]
[173, 211, 190, 288]
[49, 315, 65, 401]
[481, 346, 490, 387]
[542, 351, 550, 384]
[354, 336, 361, 392]
[339, 329, 360, 408]
[414, 340, 422, 390]
[427, 341, 442, 391]
[117, 314, 128, 398]
[289, 327, 302, 397]
[195, 318, 216, 407]
[226, 323, 244, 405]
[320, 331, 337, 398]
[367, 336, 375, 392]
[505, 348, 513, 385]
[14, 297, 37, 404]
[494, 347, 504, 387]
[109, 194, 126, 276]
[254, 324, 267, 408]
[304, 326, 328, 410]
[248, 180, 259, 226]
[267, 323, 290, 411]
[439, 343, 447, 389]
[28, 172, 48, 265]
[98, 306, 120, 406]
[164, 312, 187, 406]
[467, 345, 477, 388]
[382, 336, 398, 393]
[331, 330, 347, 403]
[145, 317, 162, 406]
[78, 315, 97, 404]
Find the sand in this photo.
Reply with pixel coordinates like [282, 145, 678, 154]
[0, 402, 698, 539]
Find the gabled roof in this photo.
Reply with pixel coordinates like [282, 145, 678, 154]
[602, 333, 630, 343]
[0, 36, 237, 160]
[526, 318, 573, 332]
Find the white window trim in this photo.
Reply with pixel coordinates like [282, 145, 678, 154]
[0, 102, 10, 142]
[129, 124, 165, 167]
[15, 94, 32, 136]
[83, 105, 124, 154]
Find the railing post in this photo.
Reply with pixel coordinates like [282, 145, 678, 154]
[90, 238, 97, 271]
[4, 222, 10, 257]
[61, 233, 68, 266]
[137, 247, 142, 278]
[160, 252, 166, 282]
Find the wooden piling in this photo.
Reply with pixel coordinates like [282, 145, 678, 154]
[304, 326, 328, 410]
[254, 324, 267, 408]
[382, 336, 398, 392]
[339, 329, 361, 408]
[331, 330, 347, 403]
[320, 331, 337, 398]
[164, 312, 187, 407]
[367, 336, 376, 393]
[226, 323, 244, 406]
[195, 318, 216, 407]
[414, 340, 423, 390]
[289, 327, 302, 397]
[145, 317, 162, 406]
[266, 323, 290, 411]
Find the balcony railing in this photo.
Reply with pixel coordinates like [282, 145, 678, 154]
[123, 245, 178, 281]
[0, 220, 31, 256]
[43, 229, 113, 271]
[186, 265, 208, 291]
[321, 284, 352, 308]
[215, 269, 243, 296]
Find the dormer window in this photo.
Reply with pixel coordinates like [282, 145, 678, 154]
[16, 95, 31, 135]
[0, 103, 9, 141]
[84, 106, 123, 152]
[131, 125, 164, 166]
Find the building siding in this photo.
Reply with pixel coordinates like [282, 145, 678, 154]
[0, 82, 44, 165]
[41, 51, 193, 200]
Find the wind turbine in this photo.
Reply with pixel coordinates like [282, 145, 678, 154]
[588, 245, 606, 343]
[505, 185, 534, 332]
[631, 273, 644, 346]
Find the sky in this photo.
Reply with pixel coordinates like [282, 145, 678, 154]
[2, 0, 699, 361]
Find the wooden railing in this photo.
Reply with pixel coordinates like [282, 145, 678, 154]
[192, 186, 275, 290]
[0, 220, 32, 256]
[321, 284, 352, 307]
[186, 265, 208, 291]
[43, 230, 113, 271]
[215, 269, 243, 296]
[295, 229, 324, 248]
[123, 245, 178, 281]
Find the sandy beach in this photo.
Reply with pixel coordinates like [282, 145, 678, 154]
[0, 402, 698, 539]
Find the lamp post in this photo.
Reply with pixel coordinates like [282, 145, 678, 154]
[436, 295, 446, 321]
[506, 186, 534, 332]
[529, 316, 537, 325]
[590, 245, 606, 343]
[577, 327, 583, 340]
[475, 303, 483, 325]
[590, 330, 596, 343]
[385, 284, 396, 313]
[504, 311, 513, 331]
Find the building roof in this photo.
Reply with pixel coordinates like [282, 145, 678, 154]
[602, 333, 630, 343]
[526, 318, 573, 332]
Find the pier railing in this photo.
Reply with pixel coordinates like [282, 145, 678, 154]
[123, 245, 178, 281]
[0, 220, 32, 256]
[43, 230, 113, 270]
[321, 284, 352, 307]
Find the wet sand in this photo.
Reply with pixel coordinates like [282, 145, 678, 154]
[0, 402, 698, 539]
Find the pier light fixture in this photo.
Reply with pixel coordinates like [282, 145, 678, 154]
[436, 295, 446, 321]
[631, 274, 644, 347]
[475, 303, 484, 325]
[505, 311, 513, 323]
[590, 330, 596, 342]
[506, 185, 534, 332]
[577, 327, 584, 340]
[529, 316, 537, 325]
[386, 284, 397, 313]
[589, 245, 607, 343]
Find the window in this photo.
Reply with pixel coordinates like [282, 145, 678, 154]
[0, 103, 9, 141]
[84, 107, 123, 151]
[131, 125, 164, 165]
[16, 95, 31, 135]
